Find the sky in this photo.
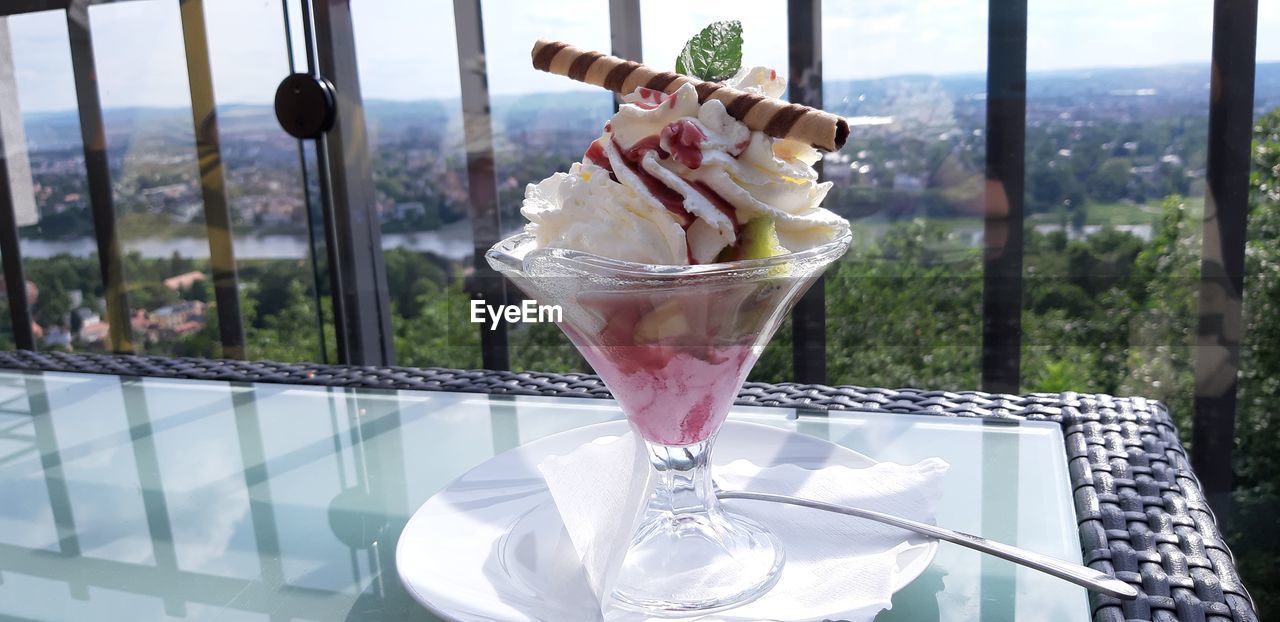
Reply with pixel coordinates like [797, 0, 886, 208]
[7, 0, 1280, 114]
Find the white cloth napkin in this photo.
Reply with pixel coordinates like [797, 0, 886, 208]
[538, 431, 950, 622]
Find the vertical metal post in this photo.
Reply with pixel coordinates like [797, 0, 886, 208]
[1193, 0, 1258, 521]
[179, 0, 246, 360]
[0, 17, 36, 350]
[309, 0, 396, 365]
[981, 0, 1027, 394]
[788, 0, 826, 384]
[280, 0, 331, 364]
[609, 0, 641, 112]
[454, 0, 508, 370]
[66, 0, 133, 353]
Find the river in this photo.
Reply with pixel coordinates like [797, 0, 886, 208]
[18, 220, 1155, 261]
[19, 220, 481, 261]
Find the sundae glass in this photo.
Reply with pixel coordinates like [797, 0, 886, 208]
[487, 38, 853, 615]
[487, 228, 849, 613]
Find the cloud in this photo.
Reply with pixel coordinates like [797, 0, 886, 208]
[9, 10, 78, 114]
[483, 0, 611, 96]
[6, 0, 1277, 114]
[823, 0, 986, 79]
[641, 0, 789, 74]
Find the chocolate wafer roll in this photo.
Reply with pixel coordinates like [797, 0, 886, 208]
[532, 38, 849, 152]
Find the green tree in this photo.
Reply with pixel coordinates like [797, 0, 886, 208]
[0, 300, 15, 350]
[1022, 221, 1140, 397]
[824, 220, 982, 389]
[185, 278, 211, 303]
[1118, 195, 1199, 428]
[129, 282, 179, 312]
[1028, 160, 1082, 212]
[168, 250, 194, 276]
[1090, 157, 1134, 202]
[1232, 107, 1280, 617]
[395, 279, 483, 369]
[245, 279, 323, 361]
[36, 281, 72, 328]
[383, 248, 447, 316]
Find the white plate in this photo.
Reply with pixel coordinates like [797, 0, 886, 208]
[396, 420, 937, 621]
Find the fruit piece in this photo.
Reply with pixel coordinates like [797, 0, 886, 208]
[600, 304, 644, 346]
[661, 119, 707, 169]
[735, 217, 787, 260]
[613, 344, 676, 373]
[635, 299, 690, 343]
[714, 216, 786, 262]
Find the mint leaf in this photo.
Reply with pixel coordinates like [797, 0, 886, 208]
[675, 21, 743, 82]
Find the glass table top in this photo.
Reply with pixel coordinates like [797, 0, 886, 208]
[0, 369, 1087, 621]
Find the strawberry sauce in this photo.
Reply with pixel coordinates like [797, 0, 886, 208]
[611, 137, 692, 225]
[588, 108, 747, 260]
[661, 119, 706, 169]
[584, 140, 611, 169]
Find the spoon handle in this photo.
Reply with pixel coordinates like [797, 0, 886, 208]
[717, 490, 1138, 600]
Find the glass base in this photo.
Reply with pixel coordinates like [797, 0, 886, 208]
[612, 507, 784, 615]
[611, 438, 784, 616]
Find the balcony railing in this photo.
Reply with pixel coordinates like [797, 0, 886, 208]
[0, 0, 1262, 521]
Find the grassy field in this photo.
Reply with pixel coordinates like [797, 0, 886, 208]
[1027, 196, 1204, 227]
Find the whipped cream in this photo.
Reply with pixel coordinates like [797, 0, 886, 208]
[520, 67, 848, 265]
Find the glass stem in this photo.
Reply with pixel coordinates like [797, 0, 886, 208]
[645, 435, 720, 516]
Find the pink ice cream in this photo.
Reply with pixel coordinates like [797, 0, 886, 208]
[576, 344, 756, 445]
[556, 283, 782, 446]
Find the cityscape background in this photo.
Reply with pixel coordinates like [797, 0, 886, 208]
[0, 0, 1278, 614]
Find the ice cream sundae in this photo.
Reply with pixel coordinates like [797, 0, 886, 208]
[512, 41, 849, 446]
[485, 23, 852, 614]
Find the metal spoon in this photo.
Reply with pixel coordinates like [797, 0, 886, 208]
[717, 489, 1139, 600]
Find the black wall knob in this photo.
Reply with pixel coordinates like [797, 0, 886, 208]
[275, 73, 336, 139]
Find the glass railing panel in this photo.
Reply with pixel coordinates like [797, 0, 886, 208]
[479, 0, 612, 374]
[351, 0, 481, 369]
[636, 1, 797, 383]
[1022, 1, 1213, 418]
[82, 0, 210, 356]
[202, 0, 328, 362]
[822, 2, 988, 389]
[6, 8, 105, 354]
